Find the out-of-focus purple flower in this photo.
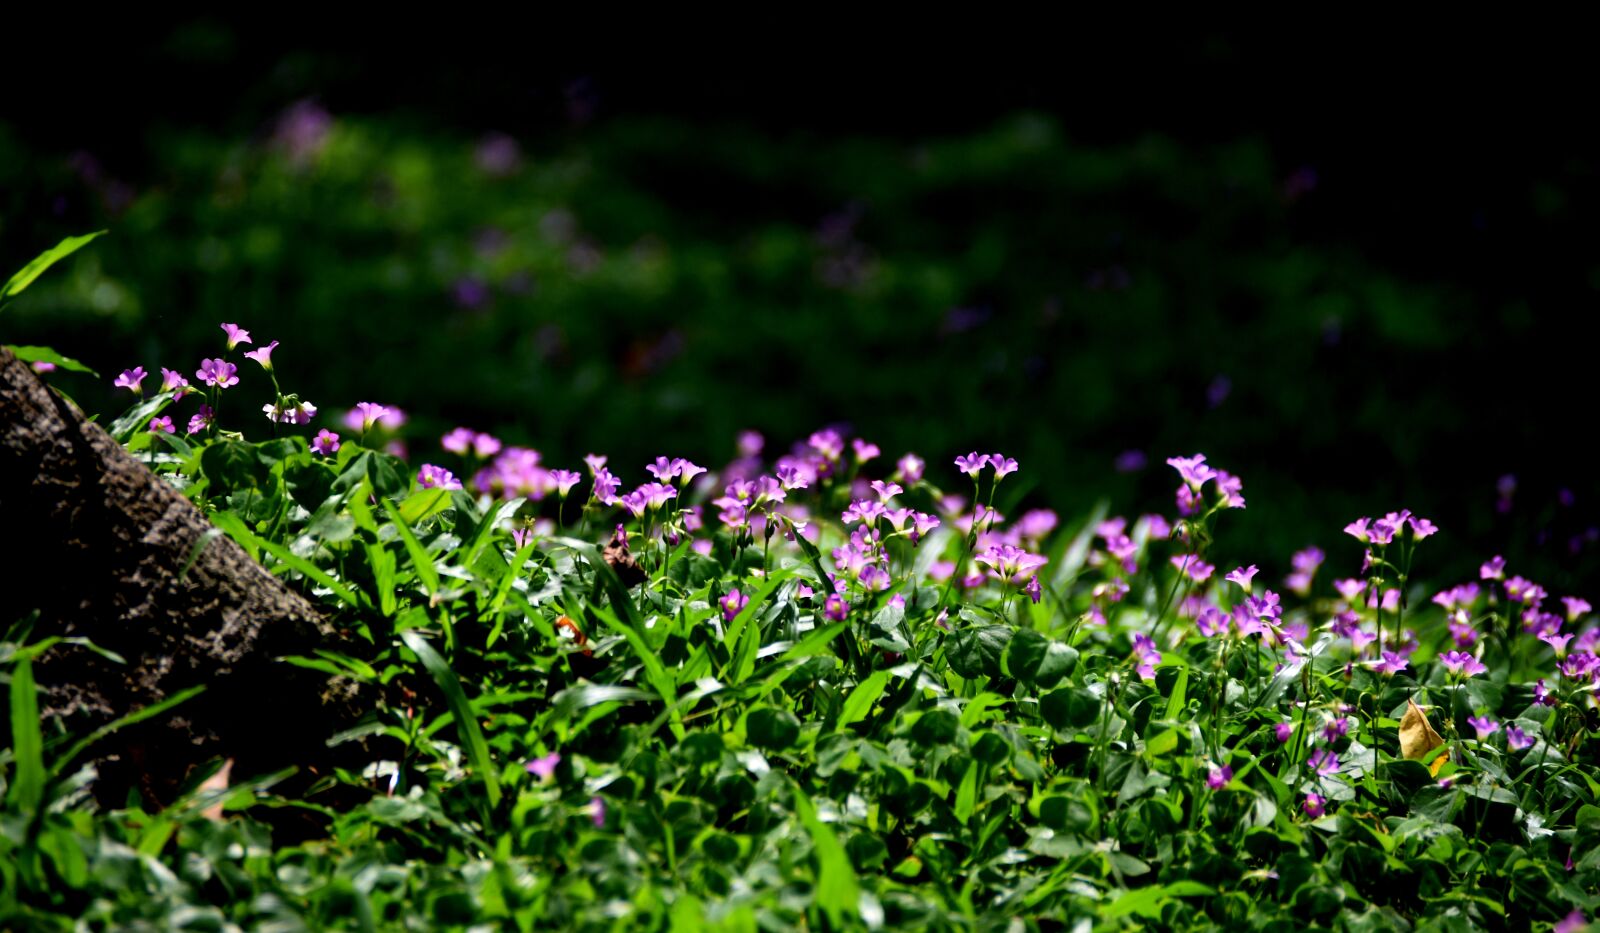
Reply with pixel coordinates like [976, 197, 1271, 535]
[1505, 725, 1535, 751]
[989, 455, 1019, 479]
[312, 430, 340, 456]
[1438, 651, 1487, 678]
[451, 277, 490, 310]
[1166, 454, 1216, 490]
[272, 100, 333, 164]
[349, 402, 390, 433]
[1409, 516, 1438, 539]
[243, 340, 279, 370]
[196, 359, 239, 388]
[1113, 449, 1147, 473]
[442, 428, 477, 454]
[1246, 591, 1283, 629]
[220, 323, 252, 350]
[159, 368, 191, 394]
[824, 593, 848, 621]
[1308, 749, 1340, 778]
[1206, 375, 1232, 409]
[1562, 596, 1592, 622]
[1214, 471, 1245, 509]
[113, 366, 147, 393]
[719, 589, 748, 622]
[1225, 565, 1259, 592]
[1206, 763, 1233, 790]
[418, 464, 464, 490]
[852, 438, 880, 463]
[1495, 474, 1516, 514]
[550, 469, 582, 497]
[870, 480, 903, 503]
[475, 132, 522, 176]
[1554, 910, 1586, 933]
[1344, 518, 1371, 543]
[589, 795, 606, 828]
[31, 361, 56, 373]
[1026, 575, 1042, 604]
[1197, 606, 1231, 638]
[736, 431, 763, 458]
[1371, 651, 1409, 676]
[148, 415, 174, 434]
[1275, 722, 1294, 743]
[1322, 717, 1351, 743]
[1534, 678, 1553, 706]
[1541, 631, 1575, 657]
[1302, 792, 1326, 818]
[1481, 555, 1506, 580]
[1467, 716, 1499, 741]
[1171, 555, 1215, 584]
[525, 752, 560, 781]
[954, 451, 986, 478]
[895, 453, 924, 483]
[186, 404, 215, 435]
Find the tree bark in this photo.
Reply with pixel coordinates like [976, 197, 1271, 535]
[0, 346, 368, 808]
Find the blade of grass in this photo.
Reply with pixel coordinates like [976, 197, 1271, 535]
[400, 630, 501, 810]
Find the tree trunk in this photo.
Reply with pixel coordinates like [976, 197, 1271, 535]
[0, 346, 368, 808]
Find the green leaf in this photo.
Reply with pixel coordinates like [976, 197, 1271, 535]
[381, 498, 440, 597]
[398, 487, 452, 525]
[947, 624, 1012, 679]
[836, 669, 891, 731]
[48, 685, 206, 779]
[792, 787, 861, 928]
[400, 630, 501, 810]
[6, 658, 46, 815]
[1, 230, 105, 302]
[1004, 628, 1078, 687]
[201, 438, 270, 492]
[1040, 687, 1101, 731]
[746, 707, 800, 750]
[212, 511, 360, 608]
[953, 761, 979, 823]
[109, 392, 178, 443]
[6, 345, 98, 376]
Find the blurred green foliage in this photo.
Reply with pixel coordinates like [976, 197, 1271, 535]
[1, 110, 1593, 590]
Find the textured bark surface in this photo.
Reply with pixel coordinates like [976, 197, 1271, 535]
[0, 346, 368, 807]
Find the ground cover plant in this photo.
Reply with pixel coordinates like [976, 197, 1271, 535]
[3, 241, 1599, 930]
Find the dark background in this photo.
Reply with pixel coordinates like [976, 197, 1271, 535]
[3, 22, 1596, 594]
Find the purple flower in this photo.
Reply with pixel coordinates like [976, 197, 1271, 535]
[1026, 576, 1042, 604]
[1197, 606, 1231, 638]
[589, 795, 606, 828]
[1555, 911, 1587, 933]
[1467, 716, 1499, 741]
[185, 404, 215, 435]
[547, 469, 582, 498]
[32, 361, 56, 373]
[719, 589, 748, 622]
[852, 438, 880, 463]
[418, 464, 464, 490]
[1505, 725, 1535, 751]
[1274, 722, 1294, 743]
[989, 455, 1019, 479]
[1307, 748, 1340, 778]
[1206, 763, 1233, 790]
[220, 322, 252, 350]
[1214, 470, 1245, 509]
[824, 593, 849, 622]
[1171, 555, 1214, 584]
[858, 564, 892, 591]
[1438, 651, 1487, 678]
[148, 415, 175, 434]
[954, 451, 987, 478]
[1302, 792, 1326, 818]
[870, 480, 903, 503]
[1541, 631, 1575, 657]
[1225, 565, 1259, 592]
[1562, 596, 1592, 622]
[442, 427, 477, 454]
[1409, 515, 1438, 539]
[895, 453, 925, 483]
[525, 752, 561, 781]
[113, 366, 147, 394]
[1480, 555, 1506, 580]
[1370, 651, 1409, 676]
[1344, 517, 1372, 543]
[1114, 449, 1148, 473]
[1322, 717, 1350, 743]
[1166, 454, 1217, 490]
[351, 402, 390, 432]
[312, 430, 340, 456]
[159, 367, 191, 394]
[243, 340, 280, 370]
[196, 358, 239, 388]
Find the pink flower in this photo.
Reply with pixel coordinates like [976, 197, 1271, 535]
[418, 464, 463, 490]
[312, 430, 340, 456]
[550, 470, 582, 497]
[1166, 454, 1217, 490]
[895, 453, 925, 483]
[1225, 565, 1259, 592]
[852, 439, 880, 463]
[1467, 716, 1499, 741]
[1505, 725, 1535, 751]
[31, 361, 55, 373]
[148, 415, 175, 434]
[1438, 651, 1487, 678]
[243, 340, 280, 370]
[196, 358, 239, 388]
[1562, 596, 1592, 622]
[1344, 518, 1372, 543]
[1206, 764, 1233, 790]
[589, 795, 606, 828]
[1480, 555, 1506, 580]
[113, 366, 147, 393]
[160, 368, 191, 394]
[954, 451, 986, 478]
[719, 589, 748, 622]
[186, 404, 215, 435]
[1302, 792, 1326, 818]
[263, 398, 317, 424]
[1275, 722, 1294, 743]
[220, 322, 252, 349]
[989, 454, 1019, 479]
[525, 752, 560, 781]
